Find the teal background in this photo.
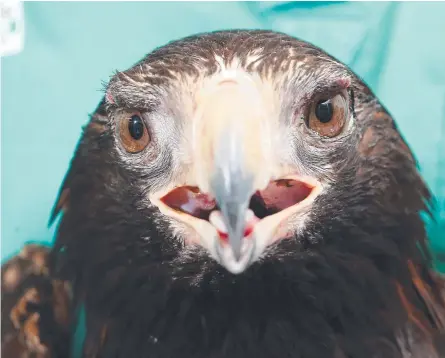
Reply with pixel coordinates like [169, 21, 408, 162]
[1, 2, 444, 269]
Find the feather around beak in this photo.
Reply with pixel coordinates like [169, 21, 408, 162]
[150, 75, 323, 273]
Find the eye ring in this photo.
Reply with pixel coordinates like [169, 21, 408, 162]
[307, 93, 348, 138]
[119, 113, 150, 153]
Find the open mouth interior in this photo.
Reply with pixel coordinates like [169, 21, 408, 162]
[160, 179, 314, 223]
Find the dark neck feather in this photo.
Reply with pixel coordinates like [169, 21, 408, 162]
[52, 196, 438, 358]
[50, 131, 443, 358]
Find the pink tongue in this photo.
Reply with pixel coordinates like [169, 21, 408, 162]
[161, 186, 216, 218]
[192, 192, 216, 210]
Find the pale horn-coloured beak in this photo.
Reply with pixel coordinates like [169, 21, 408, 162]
[192, 77, 274, 270]
[210, 126, 255, 261]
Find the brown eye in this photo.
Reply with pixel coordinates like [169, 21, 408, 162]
[119, 113, 150, 153]
[308, 94, 348, 137]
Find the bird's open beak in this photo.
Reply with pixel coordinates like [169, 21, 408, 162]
[151, 77, 322, 274]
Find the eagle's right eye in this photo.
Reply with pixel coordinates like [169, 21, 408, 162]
[119, 113, 150, 153]
[128, 115, 145, 140]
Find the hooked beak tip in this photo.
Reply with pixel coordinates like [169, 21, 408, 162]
[220, 203, 248, 261]
[215, 233, 255, 274]
[212, 166, 254, 263]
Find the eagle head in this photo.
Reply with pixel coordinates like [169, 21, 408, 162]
[49, 30, 444, 358]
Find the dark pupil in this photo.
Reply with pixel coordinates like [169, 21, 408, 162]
[315, 99, 333, 123]
[128, 115, 144, 140]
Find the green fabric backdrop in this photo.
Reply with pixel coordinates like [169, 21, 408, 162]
[1, 2, 444, 271]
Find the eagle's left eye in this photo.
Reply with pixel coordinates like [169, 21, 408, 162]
[307, 94, 348, 138]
